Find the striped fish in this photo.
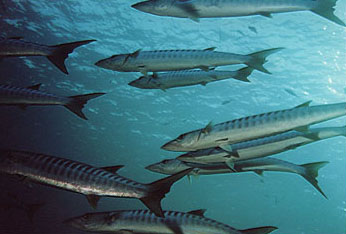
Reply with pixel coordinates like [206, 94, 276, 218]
[176, 125, 346, 164]
[161, 101, 346, 152]
[65, 209, 278, 234]
[95, 47, 282, 75]
[0, 150, 193, 217]
[146, 158, 329, 198]
[132, 0, 345, 27]
[128, 67, 254, 91]
[0, 37, 95, 74]
[0, 83, 105, 120]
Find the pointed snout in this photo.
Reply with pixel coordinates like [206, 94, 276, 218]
[161, 140, 183, 151]
[128, 80, 139, 87]
[131, 1, 151, 12]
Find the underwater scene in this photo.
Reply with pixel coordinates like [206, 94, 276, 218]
[0, 0, 346, 233]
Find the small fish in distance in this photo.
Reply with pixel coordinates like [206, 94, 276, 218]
[128, 67, 254, 91]
[131, 0, 345, 27]
[0, 83, 105, 120]
[95, 47, 282, 75]
[65, 209, 278, 234]
[0, 150, 192, 217]
[0, 37, 96, 74]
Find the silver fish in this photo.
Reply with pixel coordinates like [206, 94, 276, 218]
[146, 158, 328, 198]
[95, 47, 282, 74]
[65, 209, 278, 234]
[161, 101, 346, 152]
[176, 125, 346, 163]
[0, 83, 105, 120]
[0, 150, 193, 217]
[0, 37, 95, 74]
[132, 0, 345, 27]
[128, 67, 254, 91]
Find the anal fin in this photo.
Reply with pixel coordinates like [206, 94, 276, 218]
[86, 194, 101, 209]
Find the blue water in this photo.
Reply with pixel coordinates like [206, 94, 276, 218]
[0, 0, 346, 233]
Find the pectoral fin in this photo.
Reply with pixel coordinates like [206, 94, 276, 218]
[219, 144, 233, 153]
[225, 160, 236, 172]
[198, 66, 209, 72]
[259, 12, 272, 18]
[294, 125, 309, 133]
[86, 195, 101, 209]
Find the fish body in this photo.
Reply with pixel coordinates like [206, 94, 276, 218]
[95, 48, 282, 74]
[177, 126, 346, 163]
[0, 37, 96, 74]
[132, 0, 346, 27]
[0, 150, 192, 217]
[65, 209, 277, 234]
[146, 158, 329, 198]
[162, 102, 346, 152]
[128, 67, 253, 90]
[0, 84, 105, 120]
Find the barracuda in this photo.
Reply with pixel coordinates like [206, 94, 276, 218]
[132, 0, 346, 27]
[0, 37, 95, 74]
[65, 209, 278, 234]
[176, 125, 346, 163]
[0, 83, 105, 120]
[0, 150, 193, 217]
[146, 158, 329, 198]
[161, 101, 346, 152]
[95, 47, 282, 75]
[128, 67, 254, 91]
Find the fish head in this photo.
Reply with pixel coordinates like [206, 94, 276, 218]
[95, 54, 127, 71]
[145, 158, 190, 174]
[161, 130, 200, 151]
[131, 0, 174, 16]
[128, 76, 149, 88]
[64, 212, 114, 231]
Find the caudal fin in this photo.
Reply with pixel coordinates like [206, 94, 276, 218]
[233, 67, 255, 82]
[241, 226, 278, 234]
[311, 0, 346, 27]
[140, 168, 193, 217]
[47, 40, 96, 74]
[300, 161, 329, 199]
[25, 203, 45, 223]
[246, 48, 283, 74]
[65, 93, 105, 120]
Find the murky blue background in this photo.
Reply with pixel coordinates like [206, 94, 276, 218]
[0, 0, 345, 233]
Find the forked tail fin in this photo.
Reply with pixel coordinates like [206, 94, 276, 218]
[241, 226, 278, 234]
[246, 48, 283, 74]
[140, 168, 193, 217]
[47, 40, 96, 74]
[233, 67, 255, 82]
[300, 161, 329, 199]
[311, 0, 346, 27]
[65, 93, 105, 120]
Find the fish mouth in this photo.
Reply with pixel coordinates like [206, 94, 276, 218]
[131, 1, 151, 12]
[94, 59, 104, 68]
[128, 80, 138, 87]
[160, 140, 183, 151]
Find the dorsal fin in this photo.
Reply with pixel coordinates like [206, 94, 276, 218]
[202, 121, 213, 134]
[294, 100, 312, 109]
[188, 209, 206, 217]
[27, 83, 42, 90]
[100, 165, 124, 174]
[131, 49, 141, 57]
[204, 47, 216, 51]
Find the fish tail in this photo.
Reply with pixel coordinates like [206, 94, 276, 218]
[141, 168, 193, 217]
[25, 203, 45, 223]
[240, 226, 278, 234]
[311, 0, 346, 27]
[300, 161, 329, 199]
[65, 93, 105, 120]
[246, 48, 283, 74]
[47, 40, 96, 74]
[233, 67, 254, 82]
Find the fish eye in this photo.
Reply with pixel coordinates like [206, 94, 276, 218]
[162, 159, 169, 164]
[177, 134, 185, 140]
